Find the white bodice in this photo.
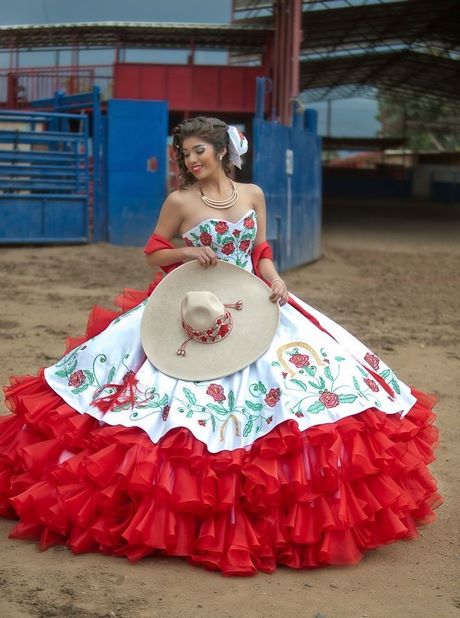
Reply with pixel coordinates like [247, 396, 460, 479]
[182, 209, 257, 272]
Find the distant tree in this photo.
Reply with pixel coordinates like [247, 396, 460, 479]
[376, 90, 460, 151]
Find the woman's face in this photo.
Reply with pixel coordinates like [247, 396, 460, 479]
[182, 136, 223, 180]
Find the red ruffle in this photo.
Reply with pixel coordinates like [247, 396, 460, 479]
[0, 370, 442, 575]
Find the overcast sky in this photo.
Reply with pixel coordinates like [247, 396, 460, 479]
[0, 0, 231, 25]
[0, 0, 379, 137]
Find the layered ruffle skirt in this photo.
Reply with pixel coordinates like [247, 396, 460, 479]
[0, 285, 443, 576]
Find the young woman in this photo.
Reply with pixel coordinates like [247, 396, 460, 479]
[0, 116, 442, 576]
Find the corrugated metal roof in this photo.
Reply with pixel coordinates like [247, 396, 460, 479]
[0, 22, 272, 51]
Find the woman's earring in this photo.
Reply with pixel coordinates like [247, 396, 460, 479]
[218, 154, 223, 161]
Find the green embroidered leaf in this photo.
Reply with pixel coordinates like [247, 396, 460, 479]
[335, 356, 346, 362]
[308, 381, 322, 390]
[83, 370, 95, 385]
[324, 366, 333, 381]
[210, 220, 217, 225]
[305, 366, 317, 376]
[338, 394, 357, 404]
[290, 378, 307, 391]
[353, 376, 361, 391]
[210, 415, 217, 433]
[71, 384, 89, 395]
[158, 395, 169, 407]
[241, 232, 252, 241]
[243, 418, 253, 437]
[191, 232, 199, 240]
[186, 410, 193, 418]
[55, 370, 68, 378]
[228, 390, 235, 411]
[245, 400, 263, 412]
[107, 366, 116, 383]
[357, 365, 368, 376]
[184, 388, 196, 405]
[379, 369, 391, 379]
[318, 376, 326, 389]
[221, 235, 234, 245]
[390, 379, 401, 394]
[271, 361, 280, 367]
[207, 404, 229, 416]
[258, 381, 267, 395]
[307, 402, 325, 413]
[68, 359, 78, 375]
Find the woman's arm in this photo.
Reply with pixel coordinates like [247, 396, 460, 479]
[251, 184, 289, 305]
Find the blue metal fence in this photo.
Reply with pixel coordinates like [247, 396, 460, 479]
[0, 109, 89, 243]
[31, 87, 106, 241]
[252, 99, 322, 270]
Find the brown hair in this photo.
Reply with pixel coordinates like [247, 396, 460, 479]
[172, 116, 231, 188]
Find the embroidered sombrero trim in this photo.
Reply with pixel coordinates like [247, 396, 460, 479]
[176, 301, 243, 357]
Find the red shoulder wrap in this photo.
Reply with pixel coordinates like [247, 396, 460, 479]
[143, 232, 183, 274]
[251, 241, 273, 278]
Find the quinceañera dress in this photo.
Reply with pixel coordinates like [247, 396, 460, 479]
[0, 208, 442, 575]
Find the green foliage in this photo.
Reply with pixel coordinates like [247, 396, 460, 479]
[377, 90, 460, 151]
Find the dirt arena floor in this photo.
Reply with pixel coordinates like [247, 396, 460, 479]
[0, 199, 459, 618]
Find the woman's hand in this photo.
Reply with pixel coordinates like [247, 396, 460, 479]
[270, 278, 289, 306]
[183, 246, 218, 268]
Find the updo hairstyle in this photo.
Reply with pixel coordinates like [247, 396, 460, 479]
[172, 116, 231, 188]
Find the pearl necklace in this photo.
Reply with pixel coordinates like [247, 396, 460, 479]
[200, 180, 239, 210]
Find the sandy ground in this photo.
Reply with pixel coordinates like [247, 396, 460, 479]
[0, 200, 459, 618]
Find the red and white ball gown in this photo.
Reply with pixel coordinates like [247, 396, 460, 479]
[0, 209, 442, 575]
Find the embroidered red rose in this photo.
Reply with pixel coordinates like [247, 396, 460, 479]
[264, 387, 281, 407]
[218, 324, 230, 338]
[68, 370, 85, 388]
[199, 231, 212, 246]
[221, 242, 235, 255]
[289, 353, 310, 368]
[206, 384, 226, 402]
[198, 419, 207, 427]
[184, 237, 193, 247]
[215, 221, 229, 234]
[319, 391, 339, 408]
[364, 352, 380, 371]
[243, 216, 255, 229]
[232, 229, 241, 237]
[161, 405, 170, 421]
[239, 239, 251, 253]
[364, 378, 379, 392]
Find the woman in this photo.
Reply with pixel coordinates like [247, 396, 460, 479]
[0, 116, 442, 575]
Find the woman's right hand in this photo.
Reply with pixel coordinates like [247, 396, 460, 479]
[183, 246, 218, 268]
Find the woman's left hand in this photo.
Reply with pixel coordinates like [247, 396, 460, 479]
[269, 278, 289, 306]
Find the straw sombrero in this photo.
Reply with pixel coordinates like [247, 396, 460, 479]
[140, 260, 279, 381]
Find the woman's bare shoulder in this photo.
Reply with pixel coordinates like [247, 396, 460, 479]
[166, 186, 200, 208]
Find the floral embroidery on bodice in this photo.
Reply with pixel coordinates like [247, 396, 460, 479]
[182, 209, 257, 271]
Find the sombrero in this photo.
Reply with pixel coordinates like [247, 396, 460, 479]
[140, 260, 279, 381]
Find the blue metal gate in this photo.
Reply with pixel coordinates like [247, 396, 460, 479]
[253, 97, 322, 270]
[0, 109, 90, 243]
[106, 99, 168, 246]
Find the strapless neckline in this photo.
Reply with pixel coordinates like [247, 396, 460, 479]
[181, 209, 256, 237]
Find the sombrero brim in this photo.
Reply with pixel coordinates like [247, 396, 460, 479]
[140, 261, 279, 381]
